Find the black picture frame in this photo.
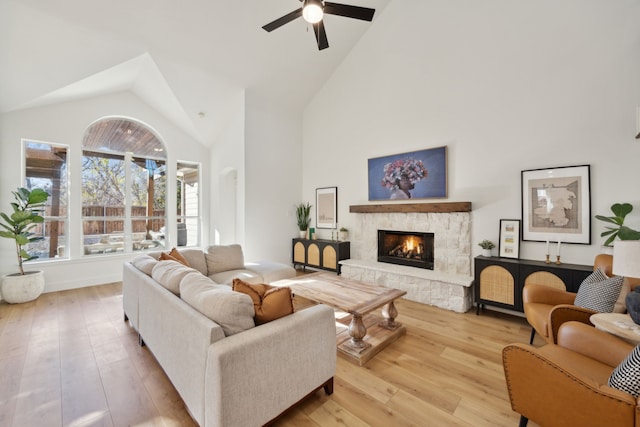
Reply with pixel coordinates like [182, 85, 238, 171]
[521, 164, 591, 245]
[499, 219, 521, 259]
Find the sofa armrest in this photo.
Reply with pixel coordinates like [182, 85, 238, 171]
[503, 343, 636, 427]
[557, 321, 635, 367]
[205, 304, 336, 427]
[548, 304, 596, 343]
[522, 283, 576, 305]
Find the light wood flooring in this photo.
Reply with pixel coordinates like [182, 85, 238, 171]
[0, 282, 540, 427]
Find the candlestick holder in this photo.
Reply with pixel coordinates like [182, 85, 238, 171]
[555, 255, 561, 265]
[545, 254, 551, 264]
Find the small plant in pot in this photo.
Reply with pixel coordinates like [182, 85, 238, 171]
[339, 227, 348, 241]
[295, 202, 312, 239]
[0, 187, 49, 303]
[478, 240, 495, 257]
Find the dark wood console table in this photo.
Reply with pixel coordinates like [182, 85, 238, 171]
[292, 238, 350, 274]
[474, 256, 593, 314]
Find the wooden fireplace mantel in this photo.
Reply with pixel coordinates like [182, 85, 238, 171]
[349, 202, 471, 214]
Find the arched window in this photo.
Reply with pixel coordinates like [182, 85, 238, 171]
[81, 117, 167, 255]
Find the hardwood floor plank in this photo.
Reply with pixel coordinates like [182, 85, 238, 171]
[0, 283, 536, 427]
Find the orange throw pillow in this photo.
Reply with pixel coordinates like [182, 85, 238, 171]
[168, 248, 191, 267]
[159, 248, 191, 267]
[232, 278, 294, 325]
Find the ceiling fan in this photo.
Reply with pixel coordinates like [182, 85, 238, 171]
[262, 0, 376, 51]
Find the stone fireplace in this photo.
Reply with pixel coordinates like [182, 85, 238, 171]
[340, 202, 473, 313]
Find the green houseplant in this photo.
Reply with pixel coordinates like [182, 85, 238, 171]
[478, 240, 495, 256]
[595, 202, 640, 246]
[0, 187, 49, 303]
[296, 202, 312, 238]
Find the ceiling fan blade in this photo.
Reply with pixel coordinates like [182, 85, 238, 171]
[323, 2, 375, 21]
[262, 8, 303, 32]
[313, 21, 329, 50]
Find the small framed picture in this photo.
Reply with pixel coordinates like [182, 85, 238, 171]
[499, 219, 521, 259]
[316, 187, 337, 229]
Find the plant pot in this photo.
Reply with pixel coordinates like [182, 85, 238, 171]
[481, 249, 492, 257]
[1, 270, 45, 304]
[339, 231, 348, 241]
[299, 230, 307, 239]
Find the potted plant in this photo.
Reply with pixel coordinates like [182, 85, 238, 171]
[295, 202, 312, 239]
[339, 227, 348, 241]
[0, 187, 49, 303]
[478, 240, 495, 257]
[595, 202, 640, 247]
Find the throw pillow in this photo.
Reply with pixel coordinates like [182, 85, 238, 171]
[232, 278, 294, 325]
[180, 274, 255, 336]
[168, 247, 191, 267]
[159, 248, 191, 267]
[574, 268, 624, 313]
[609, 344, 640, 397]
[206, 244, 245, 274]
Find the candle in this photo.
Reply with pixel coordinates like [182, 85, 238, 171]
[557, 240, 561, 256]
[546, 240, 549, 255]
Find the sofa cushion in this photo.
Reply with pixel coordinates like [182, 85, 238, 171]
[244, 261, 296, 283]
[575, 268, 624, 313]
[178, 249, 208, 275]
[608, 344, 640, 397]
[151, 260, 199, 295]
[131, 254, 158, 276]
[180, 273, 255, 336]
[206, 244, 245, 274]
[232, 278, 294, 325]
[208, 269, 262, 286]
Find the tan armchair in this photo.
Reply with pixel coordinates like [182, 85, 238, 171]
[523, 254, 638, 344]
[503, 321, 637, 427]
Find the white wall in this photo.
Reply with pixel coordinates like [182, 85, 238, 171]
[211, 93, 245, 246]
[302, 0, 640, 266]
[0, 91, 210, 292]
[244, 92, 303, 264]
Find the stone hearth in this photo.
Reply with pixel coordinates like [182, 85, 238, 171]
[341, 203, 473, 312]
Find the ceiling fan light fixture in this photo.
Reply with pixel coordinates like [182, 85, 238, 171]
[302, 0, 324, 24]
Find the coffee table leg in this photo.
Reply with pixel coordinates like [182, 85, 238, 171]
[348, 314, 367, 349]
[381, 301, 400, 330]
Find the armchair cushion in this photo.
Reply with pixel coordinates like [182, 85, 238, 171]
[609, 344, 640, 397]
[574, 269, 624, 313]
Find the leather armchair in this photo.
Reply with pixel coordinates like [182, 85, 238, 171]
[523, 254, 638, 344]
[503, 321, 637, 427]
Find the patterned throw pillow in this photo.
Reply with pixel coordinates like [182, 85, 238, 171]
[574, 268, 624, 313]
[609, 344, 640, 397]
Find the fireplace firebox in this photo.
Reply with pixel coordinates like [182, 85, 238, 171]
[377, 230, 434, 270]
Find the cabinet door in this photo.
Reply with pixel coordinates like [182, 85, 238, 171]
[307, 243, 320, 266]
[293, 241, 306, 263]
[475, 258, 520, 311]
[323, 245, 337, 270]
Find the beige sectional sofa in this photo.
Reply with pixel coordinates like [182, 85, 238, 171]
[122, 245, 337, 427]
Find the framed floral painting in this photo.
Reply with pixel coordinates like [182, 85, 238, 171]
[368, 146, 447, 201]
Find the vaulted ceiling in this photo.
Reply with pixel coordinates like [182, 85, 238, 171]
[0, 0, 391, 145]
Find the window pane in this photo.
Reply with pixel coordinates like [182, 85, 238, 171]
[82, 152, 125, 209]
[24, 141, 68, 260]
[83, 220, 125, 255]
[177, 162, 199, 247]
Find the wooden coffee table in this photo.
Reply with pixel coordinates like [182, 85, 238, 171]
[272, 272, 407, 365]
